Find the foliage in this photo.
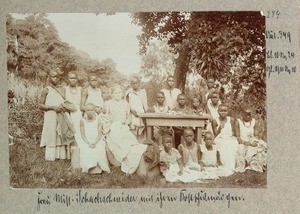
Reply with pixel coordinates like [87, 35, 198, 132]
[6, 13, 126, 86]
[131, 12, 266, 116]
[139, 38, 176, 83]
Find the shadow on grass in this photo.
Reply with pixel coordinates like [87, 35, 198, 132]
[9, 139, 266, 189]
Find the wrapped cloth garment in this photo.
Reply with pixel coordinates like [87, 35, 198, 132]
[125, 88, 147, 136]
[235, 118, 267, 172]
[236, 140, 267, 173]
[40, 86, 68, 161]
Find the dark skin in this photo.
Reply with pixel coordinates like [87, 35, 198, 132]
[234, 108, 260, 146]
[80, 75, 103, 114]
[200, 133, 221, 167]
[161, 136, 183, 175]
[126, 77, 141, 117]
[39, 71, 66, 113]
[212, 106, 235, 137]
[80, 104, 102, 148]
[147, 92, 166, 113]
[166, 77, 175, 90]
[178, 129, 204, 171]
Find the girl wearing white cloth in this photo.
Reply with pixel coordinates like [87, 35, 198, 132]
[212, 104, 238, 172]
[75, 103, 110, 174]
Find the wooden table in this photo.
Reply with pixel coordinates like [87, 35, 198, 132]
[139, 113, 211, 144]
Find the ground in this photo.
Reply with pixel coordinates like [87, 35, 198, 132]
[9, 138, 266, 189]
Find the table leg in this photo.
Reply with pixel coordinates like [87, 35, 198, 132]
[196, 127, 202, 144]
[146, 126, 153, 142]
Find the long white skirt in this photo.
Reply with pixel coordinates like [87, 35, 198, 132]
[106, 122, 147, 174]
[75, 134, 110, 173]
[215, 136, 238, 171]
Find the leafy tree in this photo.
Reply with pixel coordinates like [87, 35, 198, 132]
[6, 13, 126, 86]
[140, 38, 176, 83]
[132, 12, 266, 115]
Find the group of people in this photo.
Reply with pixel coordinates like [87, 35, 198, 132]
[39, 71, 267, 183]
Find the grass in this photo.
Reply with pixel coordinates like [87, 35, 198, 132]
[9, 138, 266, 189]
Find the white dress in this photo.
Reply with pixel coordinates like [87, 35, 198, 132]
[214, 117, 238, 171]
[75, 118, 110, 173]
[86, 86, 104, 108]
[65, 86, 82, 133]
[200, 144, 218, 167]
[105, 99, 148, 174]
[161, 88, 181, 109]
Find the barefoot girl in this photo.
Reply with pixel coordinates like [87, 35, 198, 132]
[75, 103, 110, 174]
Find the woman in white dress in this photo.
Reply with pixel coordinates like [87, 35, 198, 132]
[105, 85, 147, 175]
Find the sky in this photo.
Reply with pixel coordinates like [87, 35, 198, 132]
[45, 13, 143, 75]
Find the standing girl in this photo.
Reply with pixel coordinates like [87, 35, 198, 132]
[39, 70, 68, 161]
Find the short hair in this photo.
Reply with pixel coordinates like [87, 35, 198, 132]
[177, 94, 186, 99]
[85, 103, 95, 109]
[204, 131, 214, 139]
[88, 72, 98, 79]
[156, 91, 165, 97]
[218, 103, 228, 110]
[162, 133, 173, 142]
[207, 76, 215, 81]
[68, 71, 78, 78]
[183, 128, 194, 136]
[241, 104, 253, 112]
[166, 75, 175, 80]
[210, 91, 219, 97]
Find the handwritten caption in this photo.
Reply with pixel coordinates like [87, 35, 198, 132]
[265, 10, 296, 77]
[37, 189, 245, 211]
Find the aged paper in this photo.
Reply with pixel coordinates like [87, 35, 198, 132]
[0, 0, 300, 213]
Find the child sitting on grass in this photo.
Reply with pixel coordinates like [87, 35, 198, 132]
[178, 128, 203, 171]
[75, 103, 110, 174]
[199, 131, 221, 168]
[160, 134, 203, 183]
[235, 105, 267, 173]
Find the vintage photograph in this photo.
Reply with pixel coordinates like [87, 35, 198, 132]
[7, 12, 266, 188]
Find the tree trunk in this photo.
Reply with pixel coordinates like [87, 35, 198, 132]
[174, 47, 191, 93]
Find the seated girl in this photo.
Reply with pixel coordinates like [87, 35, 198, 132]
[104, 85, 148, 175]
[235, 105, 267, 173]
[199, 132, 220, 168]
[212, 104, 238, 172]
[178, 128, 203, 171]
[74, 103, 110, 174]
[160, 134, 202, 183]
